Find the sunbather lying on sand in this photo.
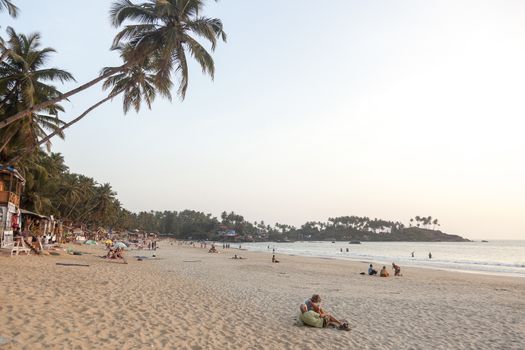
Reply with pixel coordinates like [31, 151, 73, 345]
[300, 294, 350, 331]
[231, 254, 245, 259]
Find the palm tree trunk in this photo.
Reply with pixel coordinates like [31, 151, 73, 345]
[0, 64, 126, 130]
[0, 128, 17, 153]
[7, 93, 117, 164]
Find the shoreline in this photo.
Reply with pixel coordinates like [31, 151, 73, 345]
[246, 248, 525, 279]
[237, 240, 525, 278]
[1, 242, 523, 349]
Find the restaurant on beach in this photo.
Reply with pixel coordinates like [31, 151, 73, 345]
[1, 165, 62, 253]
[0, 165, 24, 248]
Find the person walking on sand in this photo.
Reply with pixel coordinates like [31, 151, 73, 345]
[392, 262, 401, 276]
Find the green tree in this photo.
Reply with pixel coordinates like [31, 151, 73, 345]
[0, 28, 74, 161]
[0, 0, 226, 130]
[7, 44, 172, 164]
[432, 218, 439, 230]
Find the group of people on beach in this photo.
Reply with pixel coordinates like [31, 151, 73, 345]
[411, 251, 433, 259]
[367, 263, 402, 277]
[103, 243, 127, 264]
[231, 254, 245, 259]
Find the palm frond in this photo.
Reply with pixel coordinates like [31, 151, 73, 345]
[186, 16, 226, 50]
[0, 0, 19, 18]
[183, 35, 214, 79]
[110, 0, 157, 27]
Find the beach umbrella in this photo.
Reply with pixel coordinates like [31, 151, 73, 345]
[113, 242, 127, 249]
[105, 239, 113, 245]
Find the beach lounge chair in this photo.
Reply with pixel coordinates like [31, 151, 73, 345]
[11, 238, 31, 256]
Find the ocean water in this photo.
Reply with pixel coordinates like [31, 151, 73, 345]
[241, 240, 525, 277]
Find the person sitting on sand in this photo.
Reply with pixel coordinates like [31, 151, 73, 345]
[302, 294, 350, 331]
[231, 254, 245, 259]
[114, 247, 127, 264]
[299, 303, 325, 328]
[272, 254, 280, 263]
[380, 266, 389, 277]
[368, 264, 378, 275]
[105, 247, 127, 264]
[208, 244, 218, 253]
[105, 246, 116, 259]
[392, 262, 401, 276]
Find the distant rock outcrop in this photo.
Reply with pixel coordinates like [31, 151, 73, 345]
[367, 227, 470, 242]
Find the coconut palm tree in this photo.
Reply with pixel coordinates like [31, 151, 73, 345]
[0, 27, 74, 161]
[110, 0, 226, 98]
[6, 45, 172, 165]
[0, 0, 226, 130]
[18, 151, 67, 214]
[0, 0, 18, 17]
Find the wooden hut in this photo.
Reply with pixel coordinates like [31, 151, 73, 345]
[0, 165, 25, 248]
[19, 209, 55, 251]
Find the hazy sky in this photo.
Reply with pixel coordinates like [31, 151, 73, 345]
[4, 0, 525, 239]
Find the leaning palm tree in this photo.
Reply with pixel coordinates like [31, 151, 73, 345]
[0, 0, 226, 130]
[7, 45, 173, 165]
[0, 0, 18, 17]
[0, 27, 74, 161]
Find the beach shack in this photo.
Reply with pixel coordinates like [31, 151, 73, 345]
[19, 209, 57, 251]
[0, 165, 25, 248]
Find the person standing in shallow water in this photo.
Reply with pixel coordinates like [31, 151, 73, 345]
[429, 252, 432, 259]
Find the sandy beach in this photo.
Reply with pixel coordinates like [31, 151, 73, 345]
[0, 242, 524, 350]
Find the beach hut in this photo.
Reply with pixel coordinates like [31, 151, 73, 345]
[0, 165, 25, 248]
[19, 209, 56, 252]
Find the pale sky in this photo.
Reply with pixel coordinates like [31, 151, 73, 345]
[4, 0, 525, 239]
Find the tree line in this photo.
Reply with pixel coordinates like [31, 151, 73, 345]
[12, 148, 443, 241]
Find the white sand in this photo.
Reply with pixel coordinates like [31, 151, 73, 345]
[0, 242, 524, 349]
